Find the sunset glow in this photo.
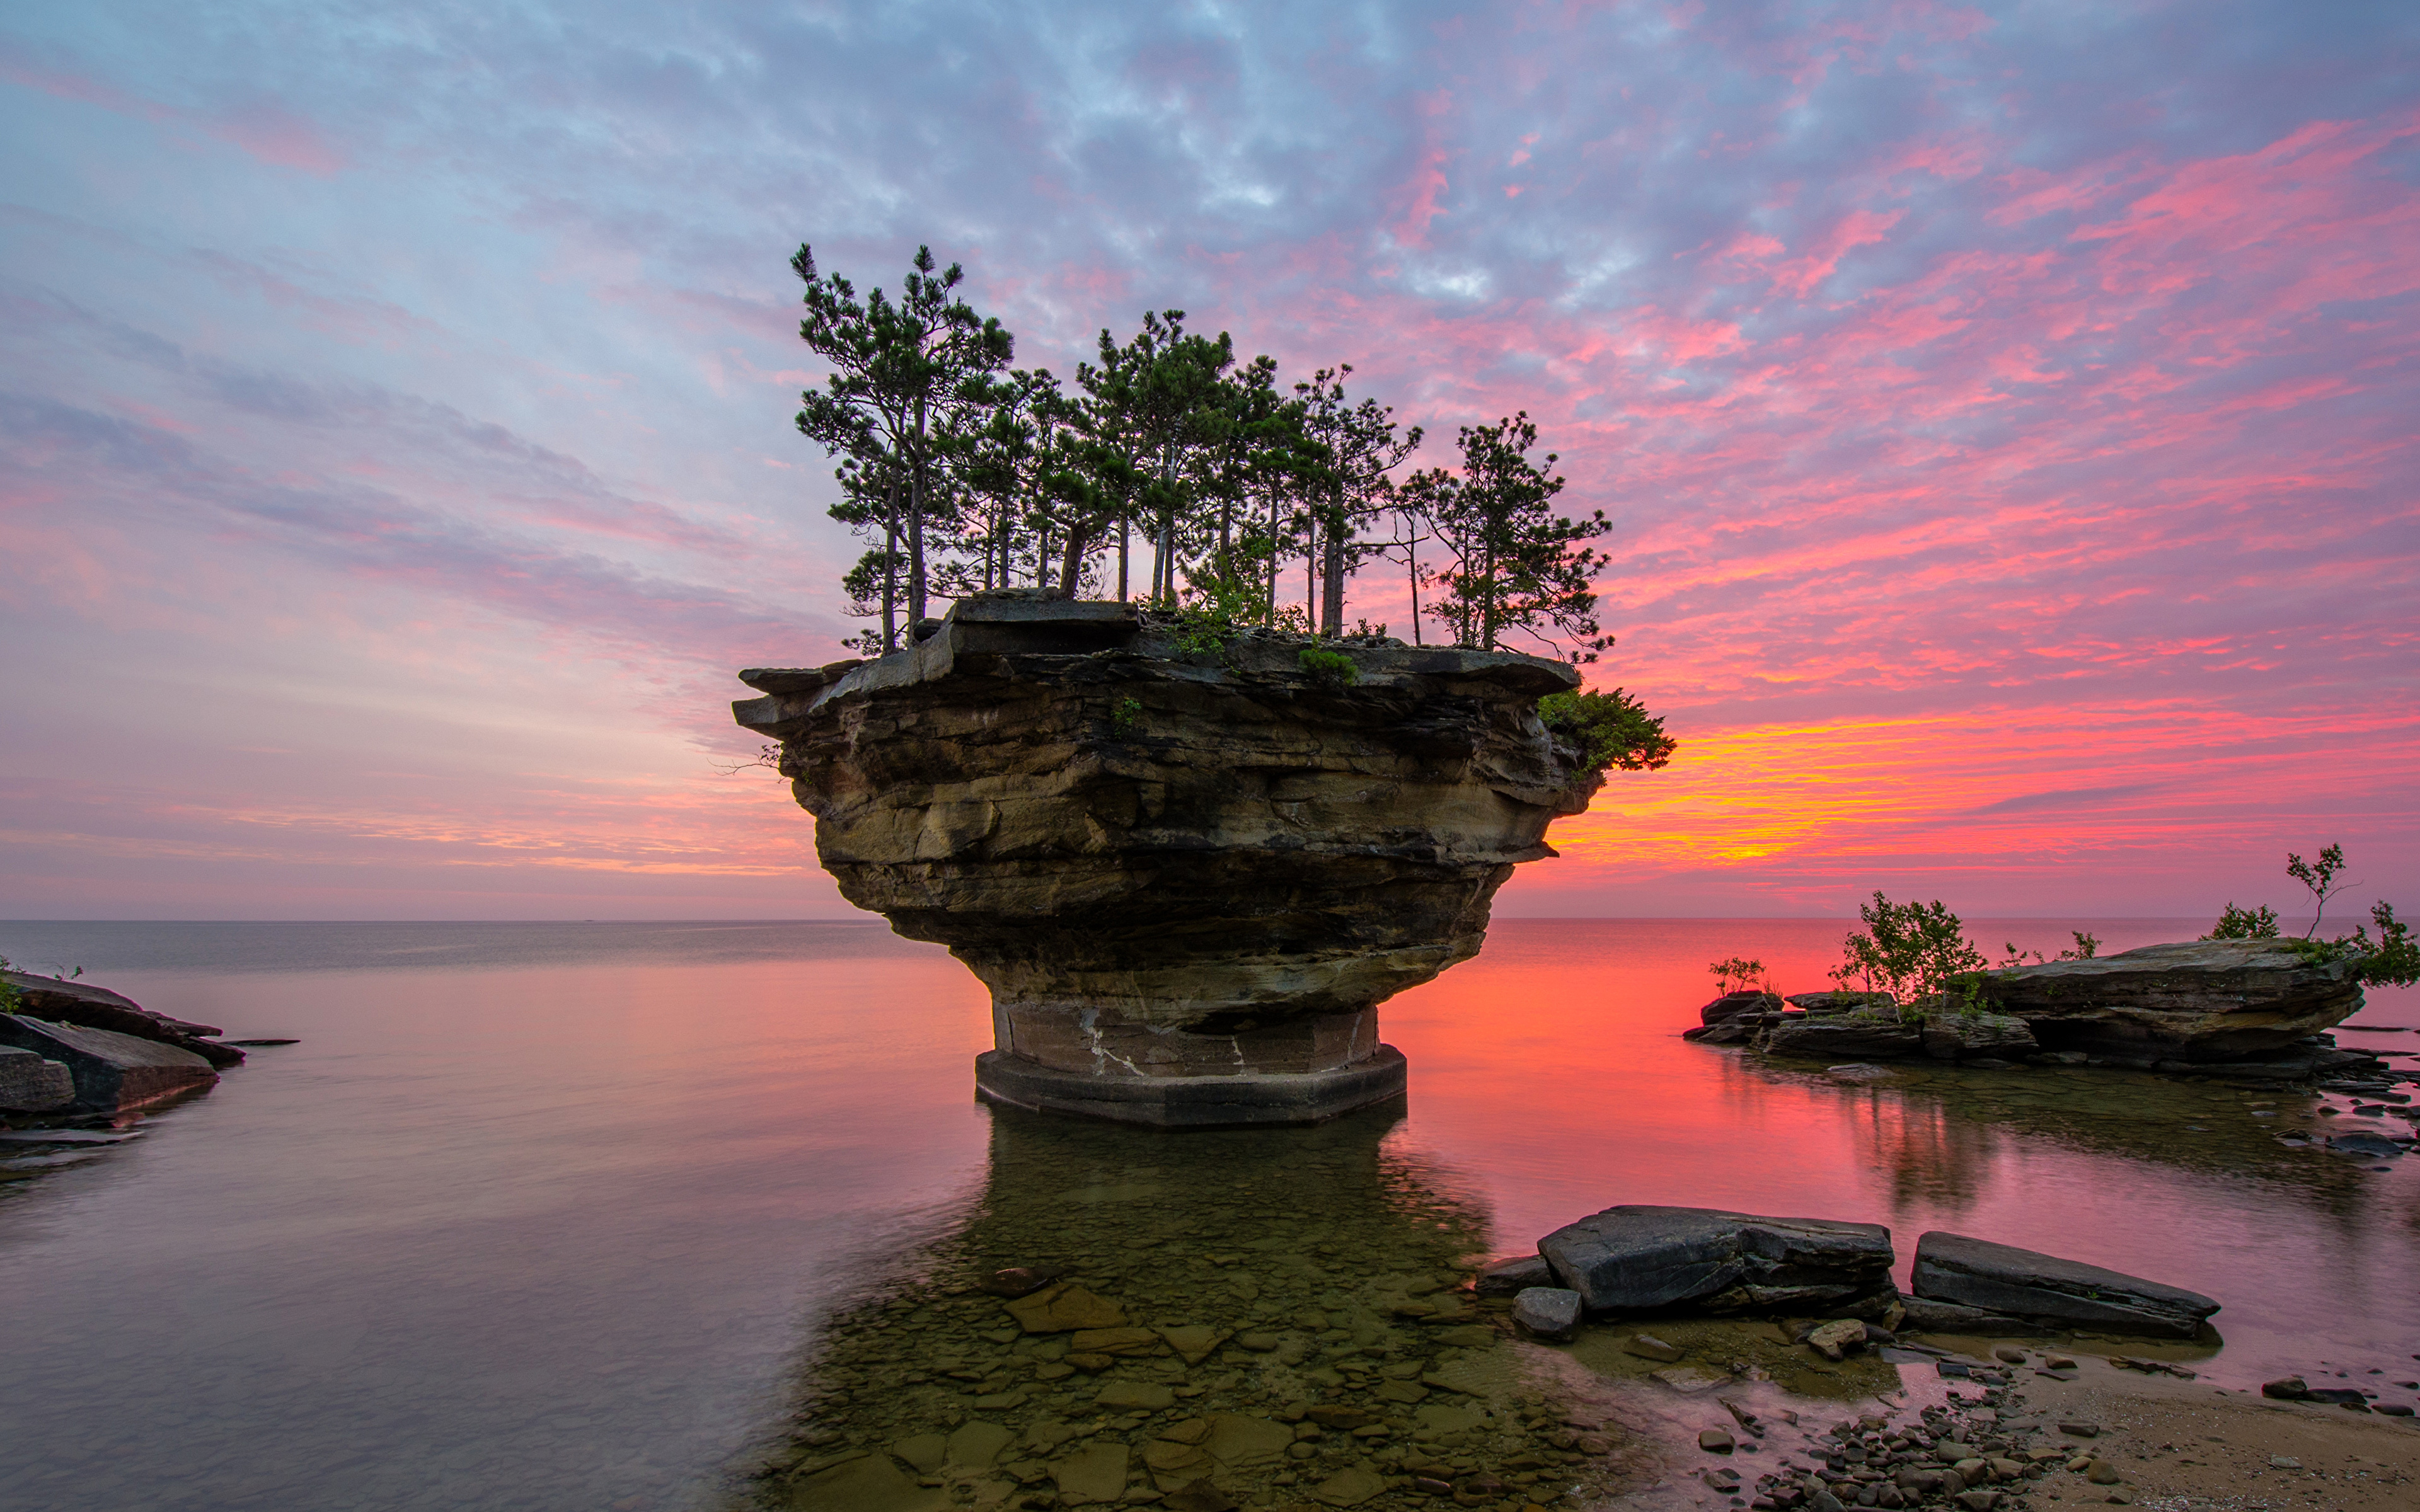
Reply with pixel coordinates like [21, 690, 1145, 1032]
[3, 2, 2413, 918]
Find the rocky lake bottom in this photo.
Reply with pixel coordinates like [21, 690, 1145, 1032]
[1, 920, 2414, 1511]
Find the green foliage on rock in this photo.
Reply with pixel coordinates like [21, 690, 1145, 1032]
[1537, 689, 1675, 772]
[2201, 845, 2415, 986]
[2205, 903, 2280, 940]
[1707, 956, 1767, 995]
[1297, 648, 1359, 687]
[1831, 892, 1988, 1009]
[0, 955, 18, 1016]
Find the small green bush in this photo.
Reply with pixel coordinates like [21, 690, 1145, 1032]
[1108, 697, 1144, 736]
[1832, 892, 1988, 1011]
[1298, 648, 1359, 687]
[2206, 903, 2280, 940]
[1537, 689, 1676, 772]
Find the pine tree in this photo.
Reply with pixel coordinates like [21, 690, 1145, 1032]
[792, 244, 1011, 647]
[1404, 413, 1613, 660]
[1293, 367, 1421, 636]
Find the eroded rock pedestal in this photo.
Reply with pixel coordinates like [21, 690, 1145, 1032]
[735, 592, 1602, 1127]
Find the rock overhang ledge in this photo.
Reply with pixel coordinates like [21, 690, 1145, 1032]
[737, 590, 1605, 1126]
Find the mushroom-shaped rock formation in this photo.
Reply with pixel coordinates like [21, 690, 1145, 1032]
[735, 591, 1605, 1126]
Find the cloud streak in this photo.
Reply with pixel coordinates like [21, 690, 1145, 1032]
[1, 0, 2414, 917]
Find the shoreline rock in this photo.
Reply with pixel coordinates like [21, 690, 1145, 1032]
[1536, 1205, 1894, 1316]
[0, 1015, 219, 1113]
[1911, 1231, 2219, 1339]
[1, 969, 245, 1068]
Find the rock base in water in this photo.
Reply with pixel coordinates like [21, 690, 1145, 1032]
[974, 1046, 1408, 1128]
[743, 592, 1603, 1129]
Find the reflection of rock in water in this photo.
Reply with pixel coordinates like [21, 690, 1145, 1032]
[1729, 1053, 2400, 1223]
[739, 1104, 1653, 1512]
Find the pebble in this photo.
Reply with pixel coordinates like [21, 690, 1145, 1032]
[1698, 1427, 1734, 1453]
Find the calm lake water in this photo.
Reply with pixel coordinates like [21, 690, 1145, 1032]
[1, 918, 2414, 1511]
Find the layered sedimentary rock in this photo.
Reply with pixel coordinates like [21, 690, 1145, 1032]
[1, 969, 245, 1068]
[0, 1016, 219, 1112]
[1911, 1230, 2220, 1338]
[1535, 1205, 1895, 1315]
[1982, 939, 2363, 1061]
[736, 592, 1602, 1126]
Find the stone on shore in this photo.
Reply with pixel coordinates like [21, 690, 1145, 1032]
[0, 1016, 219, 1113]
[1, 969, 245, 1068]
[1700, 990, 1783, 1026]
[1785, 991, 1895, 1016]
[1538, 1205, 1894, 1314]
[0, 1045, 76, 1112]
[1761, 1016, 1923, 1060]
[1920, 1011, 2038, 1060]
[1510, 1287, 1581, 1341]
[1983, 939, 2363, 1060]
[1911, 1231, 2219, 1337]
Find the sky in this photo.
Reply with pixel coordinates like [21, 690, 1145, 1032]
[1, 0, 2415, 922]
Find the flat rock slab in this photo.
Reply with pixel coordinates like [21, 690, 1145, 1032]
[0, 1046, 74, 1112]
[789, 1452, 947, 1512]
[1, 970, 241, 1068]
[1761, 1017, 1923, 1060]
[1984, 939, 2363, 1058]
[0, 1016, 217, 1113]
[1911, 1231, 2219, 1338]
[1005, 1283, 1127, 1332]
[1052, 1443, 1130, 1504]
[1539, 1205, 1894, 1314]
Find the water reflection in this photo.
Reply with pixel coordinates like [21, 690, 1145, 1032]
[739, 1102, 1657, 1512]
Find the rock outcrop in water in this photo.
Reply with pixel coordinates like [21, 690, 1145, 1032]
[1691, 939, 2378, 1078]
[1979, 939, 2362, 1060]
[735, 591, 1603, 1126]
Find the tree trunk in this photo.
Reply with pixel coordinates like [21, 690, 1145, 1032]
[881, 479, 901, 654]
[1117, 513, 1129, 600]
[1320, 510, 1344, 637]
[1405, 512, 1422, 647]
[909, 395, 929, 626]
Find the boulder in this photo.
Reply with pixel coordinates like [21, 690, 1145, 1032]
[1911, 1232, 2219, 1337]
[1700, 990, 1783, 1026]
[1920, 1011, 2038, 1061]
[740, 592, 1603, 1127]
[1762, 1016, 1923, 1060]
[1786, 991, 1895, 1016]
[0, 1016, 218, 1112]
[1982, 940, 2363, 1060]
[1510, 1286, 1581, 1341]
[1537, 1205, 1894, 1315]
[0, 1045, 75, 1111]
[1, 970, 245, 1068]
